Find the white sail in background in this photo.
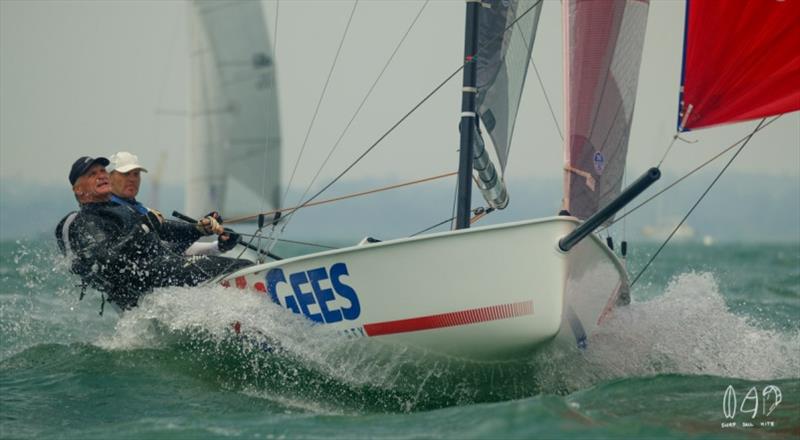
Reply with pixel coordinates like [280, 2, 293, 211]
[187, 0, 281, 218]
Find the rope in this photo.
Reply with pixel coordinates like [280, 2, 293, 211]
[229, 0, 542, 256]
[449, 171, 459, 230]
[519, 22, 562, 142]
[275, 0, 544, 228]
[227, 171, 457, 224]
[600, 115, 781, 230]
[630, 117, 767, 287]
[410, 206, 492, 237]
[291, 0, 431, 214]
[281, 0, 360, 209]
[236, 233, 339, 250]
[411, 217, 454, 237]
[258, 0, 281, 218]
[469, 207, 494, 224]
[530, 60, 563, 142]
[656, 135, 678, 169]
[656, 132, 697, 168]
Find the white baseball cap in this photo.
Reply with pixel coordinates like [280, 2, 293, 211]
[109, 151, 148, 173]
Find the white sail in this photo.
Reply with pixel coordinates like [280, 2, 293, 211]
[187, 0, 281, 218]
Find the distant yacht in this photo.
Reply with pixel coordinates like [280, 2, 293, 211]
[641, 217, 695, 242]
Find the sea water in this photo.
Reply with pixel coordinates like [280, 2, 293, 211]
[1, 238, 798, 439]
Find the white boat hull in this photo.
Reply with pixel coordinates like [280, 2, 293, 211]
[218, 217, 627, 360]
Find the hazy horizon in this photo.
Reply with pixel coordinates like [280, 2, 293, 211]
[3, 169, 798, 244]
[2, 0, 799, 191]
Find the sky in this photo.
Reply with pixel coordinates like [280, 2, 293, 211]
[1, 0, 798, 194]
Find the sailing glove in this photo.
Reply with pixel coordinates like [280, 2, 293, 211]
[217, 232, 240, 252]
[205, 211, 224, 223]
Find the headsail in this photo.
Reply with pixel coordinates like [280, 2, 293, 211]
[187, 0, 281, 218]
[475, 0, 542, 172]
[562, 0, 649, 221]
[678, 0, 800, 131]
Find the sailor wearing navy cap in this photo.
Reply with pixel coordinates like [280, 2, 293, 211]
[68, 156, 112, 202]
[55, 155, 253, 312]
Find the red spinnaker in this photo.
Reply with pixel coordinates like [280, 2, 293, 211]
[679, 0, 800, 131]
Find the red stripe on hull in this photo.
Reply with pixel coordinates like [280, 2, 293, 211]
[363, 301, 534, 337]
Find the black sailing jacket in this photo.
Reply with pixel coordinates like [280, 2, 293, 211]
[55, 201, 251, 310]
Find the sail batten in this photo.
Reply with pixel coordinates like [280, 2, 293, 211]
[563, 0, 649, 221]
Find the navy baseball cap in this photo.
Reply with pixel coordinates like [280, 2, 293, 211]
[69, 156, 110, 186]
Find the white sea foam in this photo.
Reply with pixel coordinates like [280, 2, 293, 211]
[93, 270, 798, 409]
[94, 282, 506, 409]
[581, 271, 800, 381]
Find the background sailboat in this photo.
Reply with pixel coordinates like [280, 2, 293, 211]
[186, 0, 281, 219]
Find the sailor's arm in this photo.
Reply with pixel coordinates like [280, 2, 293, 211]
[151, 212, 230, 252]
[154, 219, 204, 244]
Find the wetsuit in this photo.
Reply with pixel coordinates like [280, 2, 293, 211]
[55, 201, 252, 310]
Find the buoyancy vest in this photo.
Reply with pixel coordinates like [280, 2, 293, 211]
[110, 194, 149, 215]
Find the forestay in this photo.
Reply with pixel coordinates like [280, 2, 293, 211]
[562, 0, 649, 221]
[678, 0, 800, 131]
[187, 0, 281, 218]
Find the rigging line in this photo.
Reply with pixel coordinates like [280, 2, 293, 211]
[516, 19, 562, 141]
[630, 117, 767, 288]
[530, 59, 563, 142]
[291, 0, 431, 214]
[227, 171, 457, 223]
[450, 171, 459, 231]
[410, 205, 488, 237]
[235, 233, 339, 250]
[470, 207, 493, 224]
[250, 1, 282, 255]
[258, 0, 281, 216]
[148, 3, 183, 177]
[272, 0, 280, 57]
[412, 216, 455, 237]
[278, 66, 465, 225]
[599, 115, 781, 231]
[280, 0, 360, 209]
[281, 0, 544, 225]
[657, 134, 679, 168]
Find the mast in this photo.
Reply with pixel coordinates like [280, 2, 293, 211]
[455, 0, 481, 230]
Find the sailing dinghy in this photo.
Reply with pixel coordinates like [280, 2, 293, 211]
[205, 0, 797, 361]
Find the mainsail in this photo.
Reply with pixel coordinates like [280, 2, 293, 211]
[187, 0, 281, 218]
[678, 0, 800, 131]
[562, 0, 649, 221]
